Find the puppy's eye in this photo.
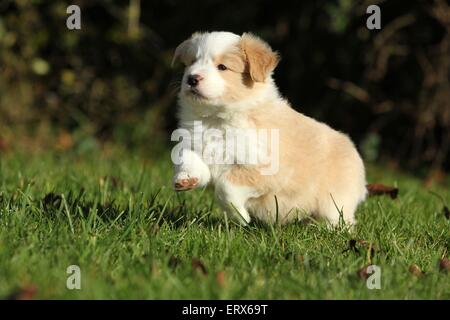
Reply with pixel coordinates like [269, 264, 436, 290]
[217, 64, 227, 71]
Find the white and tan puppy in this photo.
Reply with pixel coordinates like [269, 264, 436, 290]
[171, 31, 366, 226]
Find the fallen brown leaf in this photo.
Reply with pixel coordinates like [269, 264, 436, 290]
[357, 265, 371, 280]
[56, 131, 73, 151]
[366, 183, 399, 199]
[215, 271, 226, 287]
[439, 258, 450, 272]
[5, 284, 37, 300]
[0, 137, 9, 152]
[408, 264, 425, 277]
[192, 257, 208, 275]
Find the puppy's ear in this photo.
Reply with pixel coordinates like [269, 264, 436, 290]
[240, 33, 279, 82]
[172, 32, 200, 67]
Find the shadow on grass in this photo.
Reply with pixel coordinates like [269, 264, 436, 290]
[36, 188, 222, 229]
[32, 188, 336, 236]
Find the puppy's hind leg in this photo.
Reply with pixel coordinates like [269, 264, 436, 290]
[318, 193, 358, 227]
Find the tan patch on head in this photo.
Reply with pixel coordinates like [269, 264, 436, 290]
[215, 50, 246, 73]
[240, 33, 279, 82]
[220, 71, 254, 102]
[214, 47, 256, 102]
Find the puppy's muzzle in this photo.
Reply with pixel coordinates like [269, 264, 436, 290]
[187, 74, 203, 87]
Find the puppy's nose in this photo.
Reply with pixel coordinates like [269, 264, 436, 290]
[187, 74, 202, 87]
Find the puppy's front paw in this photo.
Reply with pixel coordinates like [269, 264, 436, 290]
[174, 175, 199, 191]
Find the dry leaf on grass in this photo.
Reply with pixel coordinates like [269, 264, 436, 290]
[366, 183, 399, 199]
[357, 265, 371, 280]
[215, 271, 226, 287]
[0, 137, 9, 152]
[56, 131, 74, 151]
[408, 264, 425, 277]
[192, 257, 208, 275]
[5, 284, 37, 300]
[439, 258, 450, 272]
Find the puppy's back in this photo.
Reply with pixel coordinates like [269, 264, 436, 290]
[245, 99, 366, 223]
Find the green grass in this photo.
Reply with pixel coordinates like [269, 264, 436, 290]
[0, 149, 449, 299]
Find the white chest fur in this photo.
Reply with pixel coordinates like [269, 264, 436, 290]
[180, 116, 259, 180]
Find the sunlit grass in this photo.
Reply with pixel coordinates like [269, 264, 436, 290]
[0, 150, 448, 299]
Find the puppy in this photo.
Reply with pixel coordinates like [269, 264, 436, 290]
[171, 31, 366, 226]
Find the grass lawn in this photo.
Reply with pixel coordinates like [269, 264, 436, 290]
[0, 149, 449, 299]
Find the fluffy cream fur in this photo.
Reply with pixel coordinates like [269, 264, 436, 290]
[172, 31, 367, 226]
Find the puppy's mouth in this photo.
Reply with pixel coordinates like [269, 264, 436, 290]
[186, 88, 207, 100]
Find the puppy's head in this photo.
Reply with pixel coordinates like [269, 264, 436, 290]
[172, 31, 279, 107]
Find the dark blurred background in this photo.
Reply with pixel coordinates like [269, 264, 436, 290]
[0, 0, 449, 178]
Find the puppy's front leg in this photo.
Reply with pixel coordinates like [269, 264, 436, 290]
[173, 149, 211, 191]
